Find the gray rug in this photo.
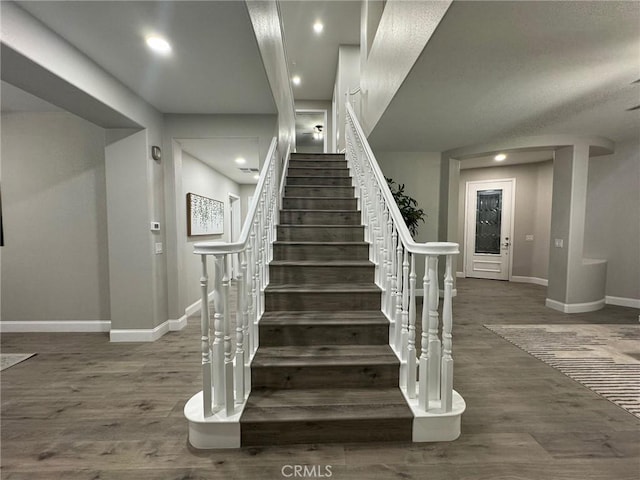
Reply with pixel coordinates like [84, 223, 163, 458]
[485, 324, 640, 418]
[0, 353, 36, 371]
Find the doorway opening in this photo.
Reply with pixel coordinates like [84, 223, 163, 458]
[295, 110, 327, 153]
[228, 193, 241, 279]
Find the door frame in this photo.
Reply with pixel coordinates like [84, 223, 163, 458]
[463, 178, 516, 281]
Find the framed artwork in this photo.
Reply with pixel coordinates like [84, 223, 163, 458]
[187, 192, 224, 236]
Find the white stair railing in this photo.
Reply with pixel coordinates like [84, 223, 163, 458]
[193, 137, 281, 418]
[344, 102, 460, 413]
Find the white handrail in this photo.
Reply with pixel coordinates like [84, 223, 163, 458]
[346, 102, 458, 257]
[344, 101, 460, 415]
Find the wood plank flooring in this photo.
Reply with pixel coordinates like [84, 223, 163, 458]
[2, 278, 639, 479]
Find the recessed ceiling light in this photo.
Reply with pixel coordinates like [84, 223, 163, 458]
[235, 157, 246, 165]
[313, 21, 324, 34]
[253, 174, 260, 180]
[145, 35, 172, 55]
[494, 153, 507, 161]
[292, 75, 301, 86]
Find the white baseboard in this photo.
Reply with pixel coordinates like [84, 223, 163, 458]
[456, 272, 465, 278]
[110, 320, 170, 342]
[0, 320, 110, 333]
[545, 297, 606, 314]
[511, 276, 548, 287]
[605, 296, 640, 309]
[185, 291, 216, 318]
[169, 316, 188, 331]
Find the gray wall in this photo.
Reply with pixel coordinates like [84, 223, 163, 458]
[458, 161, 553, 279]
[585, 138, 640, 300]
[163, 114, 277, 318]
[373, 151, 441, 282]
[182, 152, 240, 306]
[1, 112, 110, 321]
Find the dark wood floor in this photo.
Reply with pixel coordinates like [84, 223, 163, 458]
[1, 278, 638, 479]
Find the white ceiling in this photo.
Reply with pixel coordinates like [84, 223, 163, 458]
[369, 1, 640, 152]
[14, 0, 276, 114]
[279, 0, 360, 101]
[179, 137, 260, 185]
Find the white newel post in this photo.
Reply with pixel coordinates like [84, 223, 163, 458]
[407, 254, 417, 399]
[221, 256, 235, 416]
[212, 255, 225, 410]
[235, 250, 246, 403]
[200, 255, 213, 417]
[441, 254, 454, 412]
[427, 255, 441, 401]
[418, 256, 430, 411]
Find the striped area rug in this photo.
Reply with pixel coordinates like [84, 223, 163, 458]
[485, 324, 640, 418]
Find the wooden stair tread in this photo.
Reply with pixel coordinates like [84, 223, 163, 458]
[260, 310, 388, 325]
[253, 344, 397, 362]
[282, 208, 360, 212]
[270, 260, 372, 266]
[244, 387, 407, 408]
[242, 398, 412, 423]
[274, 241, 368, 245]
[277, 224, 363, 228]
[265, 283, 380, 293]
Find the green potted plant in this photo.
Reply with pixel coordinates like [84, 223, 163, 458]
[386, 177, 426, 237]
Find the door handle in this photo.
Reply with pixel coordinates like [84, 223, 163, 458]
[502, 237, 510, 248]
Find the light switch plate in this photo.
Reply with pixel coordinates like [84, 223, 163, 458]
[554, 238, 564, 248]
[150, 222, 160, 231]
[155, 242, 163, 254]
[525, 234, 534, 241]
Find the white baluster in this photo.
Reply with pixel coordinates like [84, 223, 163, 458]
[407, 254, 417, 399]
[221, 256, 234, 416]
[441, 254, 454, 412]
[394, 237, 403, 355]
[400, 248, 409, 364]
[418, 256, 429, 411]
[212, 256, 225, 409]
[427, 255, 441, 401]
[235, 250, 245, 403]
[200, 255, 213, 417]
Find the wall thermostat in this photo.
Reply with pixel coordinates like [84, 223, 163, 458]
[151, 145, 161, 161]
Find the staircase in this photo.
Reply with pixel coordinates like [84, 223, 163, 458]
[240, 153, 413, 446]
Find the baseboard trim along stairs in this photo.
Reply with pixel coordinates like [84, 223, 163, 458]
[185, 153, 464, 448]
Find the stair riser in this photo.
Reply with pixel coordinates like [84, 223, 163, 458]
[259, 324, 388, 346]
[291, 154, 345, 161]
[273, 244, 369, 261]
[277, 226, 364, 242]
[265, 291, 381, 311]
[241, 418, 412, 446]
[251, 364, 398, 389]
[282, 198, 357, 210]
[289, 160, 347, 169]
[287, 168, 350, 177]
[287, 176, 352, 186]
[269, 265, 374, 284]
[285, 186, 354, 197]
[279, 211, 361, 225]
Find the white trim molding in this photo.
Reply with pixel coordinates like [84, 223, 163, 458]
[0, 320, 111, 333]
[456, 271, 465, 278]
[169, 316, 188, 331]
[110, 321, 170, 342]
[605, 296, 640, 309]
[511, 276, 548, 287]
[545, 298, 606, 314]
